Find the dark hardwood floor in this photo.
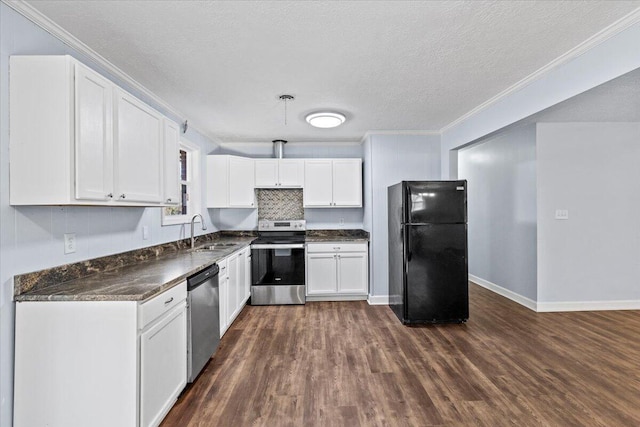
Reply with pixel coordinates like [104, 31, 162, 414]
[161, 283, 640, 426]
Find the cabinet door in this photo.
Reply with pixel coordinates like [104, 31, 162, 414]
[228, 157, 255, 207]
[303, 160, 333, 207]
[332, 159, 362, 207]
[75, 63, 114, 201]
[306, 253, 338, 295]
[254, 159, 278, 187]
[163, 120, 180, 205]
[227, 254, 240, 323]
[140, 303, 187, 427]
[218, 258, 229, 336]
[278, 159, 304, 187]
[207, 155, 229, 208]
[337, 252, 368, 294]
[236, 251, 246, 310]
[114, 89, 164, 203]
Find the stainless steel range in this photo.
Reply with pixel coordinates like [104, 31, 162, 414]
[250, 219, 306, 305]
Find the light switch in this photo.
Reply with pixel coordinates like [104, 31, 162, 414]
[555, 209, 569, 220]
[64, 233, 76, 254]
[142, 226, 149, 240]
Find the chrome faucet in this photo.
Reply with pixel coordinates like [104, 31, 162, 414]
[190, 214, 207, 249]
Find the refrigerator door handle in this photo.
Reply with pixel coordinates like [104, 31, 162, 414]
[405, 225, 412, 262]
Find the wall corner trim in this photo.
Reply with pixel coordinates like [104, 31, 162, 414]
[367, 295, 389, 305]
[469, 275, 537, 312]
[440, 7, 640, 134]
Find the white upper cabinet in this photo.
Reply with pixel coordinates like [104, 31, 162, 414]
[9, 55, 174, 206]
[74, 63, 114, 201]
[229, 157, 256, 207]
[332, 159, 362, 207]
[303, 160, 333, 206]
[114, 89, 164, 203]
[304, 159, 362, 207]
[254, 159, 304, 188]
[207, 155, 255, 208]
[254, 159, 278, 187]
[163, 120, 181, 205]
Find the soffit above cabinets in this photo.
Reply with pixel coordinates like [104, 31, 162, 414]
[21, 1, 640, 142]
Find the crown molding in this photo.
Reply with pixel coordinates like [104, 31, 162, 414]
[440, 6, 640, 134]
[361, 130, 441, 143]
[2, 0, 211, 140]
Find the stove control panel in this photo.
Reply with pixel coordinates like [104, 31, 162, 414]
[258, 219, 306, 231]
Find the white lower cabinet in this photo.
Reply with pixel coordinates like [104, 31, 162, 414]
[306, 242, 369, 298]
[140, 303, 187, 427]
[218, 246, 252, 338]
[13, 282, 187, 427]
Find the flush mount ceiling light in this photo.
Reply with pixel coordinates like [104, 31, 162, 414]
[305, 111, 346, 128]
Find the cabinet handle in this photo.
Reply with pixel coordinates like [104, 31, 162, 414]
[337, 254, 341, 259]
[166, 198, 172, 203]
[333, 247, 341, 250]
[120, 194, 126, 199]
[106, 193, 113, 198]
[164, 297, 174, 305]
[221, 266, 226, 270]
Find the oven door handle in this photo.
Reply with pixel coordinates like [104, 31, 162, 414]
[251, 244, 305, 249]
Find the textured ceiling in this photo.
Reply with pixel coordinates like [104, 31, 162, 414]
[24, 0, 640, 143]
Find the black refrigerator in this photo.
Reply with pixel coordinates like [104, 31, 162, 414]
[388, 181, 468, 324]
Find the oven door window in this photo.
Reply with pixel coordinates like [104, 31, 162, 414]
[252, 247, 305, 286]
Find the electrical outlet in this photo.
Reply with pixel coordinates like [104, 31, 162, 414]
[555, 209, 569, 220]
[64, 233, 76, 254]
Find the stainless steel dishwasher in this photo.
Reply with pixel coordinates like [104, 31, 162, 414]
[186, 264, 220, 383]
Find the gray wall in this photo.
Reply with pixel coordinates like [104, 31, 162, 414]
[0, 6, 217, 424]
[363, 134, 441, 298]
[209, 142, 365, 230]
[458, 124, 537, 300]
[537, 122, 640, 303]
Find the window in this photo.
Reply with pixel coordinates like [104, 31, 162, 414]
[162, 139, 201, 226]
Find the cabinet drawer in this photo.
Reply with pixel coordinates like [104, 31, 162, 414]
[139, 281, 187, 329]
[306, 242, 368, 253]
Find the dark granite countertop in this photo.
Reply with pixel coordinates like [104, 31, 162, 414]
[14, 229, 368, 303]
[305, 229, 369, 242]
[14, 237, 254, 302]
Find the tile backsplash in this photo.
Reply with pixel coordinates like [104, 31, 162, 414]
[257, 189, 304, 220]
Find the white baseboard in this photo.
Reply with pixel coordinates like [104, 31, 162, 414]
[469, 275, 537, 311]
[470, 275, 640, 312]
[537, 300, 640, 312]
[367, 295, 389, 305]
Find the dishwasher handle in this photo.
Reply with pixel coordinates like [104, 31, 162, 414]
[187, 264, 219, 291]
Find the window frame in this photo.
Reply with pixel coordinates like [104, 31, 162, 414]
[161, 138, 202, 226]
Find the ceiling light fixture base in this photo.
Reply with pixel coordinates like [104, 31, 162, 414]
[305, 111, 346, 128]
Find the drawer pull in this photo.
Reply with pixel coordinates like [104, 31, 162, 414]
[164, 297, 174, 305]
[333, 247, 341, 250]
